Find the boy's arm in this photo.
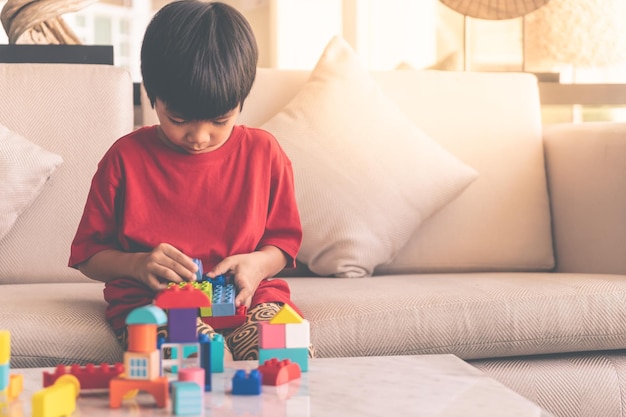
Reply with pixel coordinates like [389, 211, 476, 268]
[78, 243, 198, 291]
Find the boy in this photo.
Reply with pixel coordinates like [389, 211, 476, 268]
[69, 0, 304, 360]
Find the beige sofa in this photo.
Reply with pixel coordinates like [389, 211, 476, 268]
[2, 61, 626, 417]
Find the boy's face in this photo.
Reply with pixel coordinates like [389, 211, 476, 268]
[155, 98, 240, 154]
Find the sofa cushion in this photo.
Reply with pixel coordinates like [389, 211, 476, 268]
[261, 36, 478, 277]
[0, 282, 123, 368]
[0, 64, 134, 284]
[0, 123, 63, 241]
[287, 273, 626, 360]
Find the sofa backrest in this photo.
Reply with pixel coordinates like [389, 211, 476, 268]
[0, 64, 134, 284]
[144, 68, 554, 274]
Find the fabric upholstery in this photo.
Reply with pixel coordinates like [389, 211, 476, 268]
[471, 350, 626, 417]
[286, 274, 626, 360]
[544, 122, 626, 275]
[0, 64, 134, 284]
[260, 36, 478, 277]
[0, 123, 63, 241]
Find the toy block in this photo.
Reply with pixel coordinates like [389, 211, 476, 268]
[232, 369, 261, 395]
[0, 331, 9, 364]
[210, 334, 225, 373]
[167, 308, 198, 343]
[124, 350, 160, 380]
[126, 305, 167, 325]
[202, 305, 247, 330]
[192, 258, 204, 282]
[155, 283, 211, 309]
[171, 381, 203, 416]
[270, 304, 303, 324]
[43, 363, 124, 390]
[258, 321, 286, 349]
[178, 367, 205, 389]
[258, 358, 301, 386]
[192, 281, 213, 316]
[285, 320, 310, 349]
[259, 348, 308, 372]
[160, 343, 200, 375]
[212, 284, 236, 316]
[0, 363, 8, 391]
[127, 324, 159, 353]
[32, 374, 80, 417]
[207, 273, 228, 286]
[198, 334, 213, 390]
[109, 376, 169, 408]
[7, 373, 23, 402]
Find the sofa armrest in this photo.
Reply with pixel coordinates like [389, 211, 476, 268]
[544, 121, 626, 274]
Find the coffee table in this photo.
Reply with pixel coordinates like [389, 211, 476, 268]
[6, 354, 553, 417]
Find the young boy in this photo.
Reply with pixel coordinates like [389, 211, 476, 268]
[69, 0, 304, 360]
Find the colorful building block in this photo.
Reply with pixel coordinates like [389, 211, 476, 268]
[32, 374, 80, 417]
[209, 333, 225, 373]
[171, 381, 203, 416]
[198, 334, 213, 390]
[124, 350, 160, 380]
[212, 284, 236, 317]
[192, 258, 204, 282]
[192, 281, 213, 317]
[232, 369, 262, 395]
[109, 376, 169, 408]
[202, 305, 247, 330]
[0, 363, 8, 392]
[168, 308, 198, 343]
[259, 348, 309, 372]
[43, 363, 124, 390]
[270, 304, 304, 324]
[155, 283, 211, 309]
[285, 320, 310, 348]
[178, 367, 205, 389]
[257, 358, 301, 386]
[258, 321, 286, 349]
[6, 374, 23, 402]
[0, 331, 9, 364]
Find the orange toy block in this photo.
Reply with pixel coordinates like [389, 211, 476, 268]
[109, 376, 169, 408]
[257, 358, 301, 386]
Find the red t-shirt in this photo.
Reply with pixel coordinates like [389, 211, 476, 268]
[69, 125, 303, 330]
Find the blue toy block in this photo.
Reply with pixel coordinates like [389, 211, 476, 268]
[171, 381, 203, 415]
[168, 308, 198, 343]
[206, 274, 227, 287]
[192, 258, 204, 282]
[0, 362, 9, 391]
[258, 347, 309, 372]
[212, 284, 236, 317]
[198, 334, 212, 391]
[232, 369, 261, 395]
[210, 334, 224, 373]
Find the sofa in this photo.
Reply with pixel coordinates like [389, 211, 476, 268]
[2, 38, 626, 417]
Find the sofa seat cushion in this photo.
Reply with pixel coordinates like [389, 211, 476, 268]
[0, 282, 123, 368]
[286, 273, 626, 360]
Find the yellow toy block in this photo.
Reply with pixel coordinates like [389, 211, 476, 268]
[7, 374, 23, 402]
[32, 374, 80, 417]
[270, 304, 303, 324]
[0, 331, 10, 364]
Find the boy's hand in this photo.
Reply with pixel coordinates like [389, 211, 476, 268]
[206, 246, 288, 309]
[132, 243, 198, 291]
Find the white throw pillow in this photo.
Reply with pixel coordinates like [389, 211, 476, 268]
[0, 123, 63, 241]
[261, 36, 478, 277]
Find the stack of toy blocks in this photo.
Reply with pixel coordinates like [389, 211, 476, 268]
[191, 259, 247, 330]
[0, 330, 23, 406]
[109, 305, 169, 409]
[258, 305, 310, 372]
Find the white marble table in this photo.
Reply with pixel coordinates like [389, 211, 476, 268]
[5, 354, 553, 417]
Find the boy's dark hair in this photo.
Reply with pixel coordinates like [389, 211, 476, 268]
[141, 0, 258, 120]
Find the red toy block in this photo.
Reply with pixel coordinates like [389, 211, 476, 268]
[154, 283, 211, 309]
[43, 363, 124, 390]
[257, 358, 301, 386]
[258, 322, 286, 349]
[202, 305, 247, 330]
